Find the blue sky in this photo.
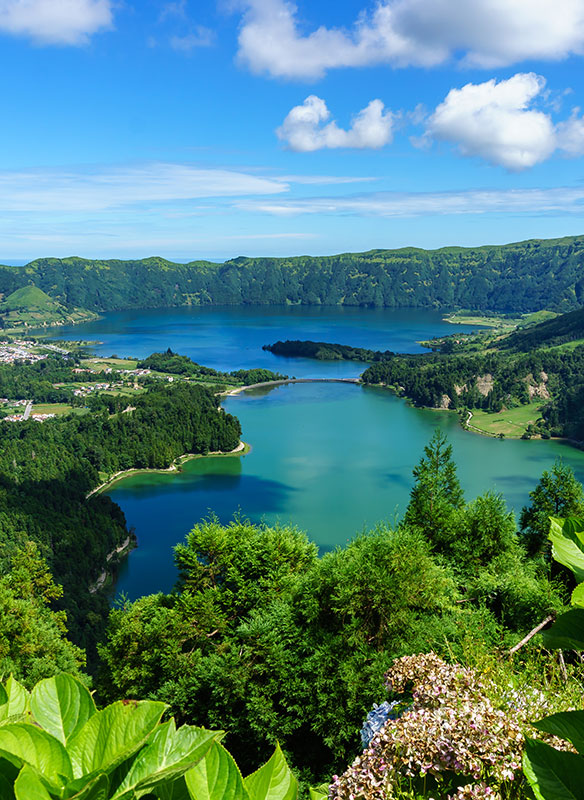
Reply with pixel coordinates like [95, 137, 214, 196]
[1, 0, 584, 261]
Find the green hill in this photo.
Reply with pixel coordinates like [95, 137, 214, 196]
[1, 234, 584, 314]
[1, 285, 64, 312]
[500, 306, 584, 351]
[0, 283, 99, 330]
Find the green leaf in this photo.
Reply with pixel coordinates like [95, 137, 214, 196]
[0, 677, 30, 723]
[542, 609, 584, 650]
[67, 699, 167, 779]
[524, 738, 584, 800]
[0, 723, 72, 790]
[113, 719, 220, 799]
[63, 773, 110, 800]
[571, 583, 584, 608]
[185, 741, 249, 800]
[534, 711, 584, 755]
[243, 745, 297, 800]
[14, 766, 52, 800]
[308, 785, 328, 800]
[31, 674, 96, 746]
[549, 517, 584, 583]
[155, 777, 191, 800]
[0, 685, 8, 708]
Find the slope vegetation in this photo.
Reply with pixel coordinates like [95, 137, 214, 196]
[1, 234, 584, 313]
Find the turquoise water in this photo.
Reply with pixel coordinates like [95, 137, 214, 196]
[110, 380, 584, 600]
[63, 306, 584, 600]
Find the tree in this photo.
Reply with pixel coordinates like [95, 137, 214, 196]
[403, 430, 464, 546]
[519, 460, 584, 558]
[0, 542, 85, 687]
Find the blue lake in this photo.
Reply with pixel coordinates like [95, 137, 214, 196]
[58, 306, 584, 600]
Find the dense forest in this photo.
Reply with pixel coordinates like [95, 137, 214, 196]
[0, 379, 241, 657]
[96, 434, 584, 788]
[2, 234, 584, 317]
[1, 362, 584, 799]
[138, 349, 287, 384]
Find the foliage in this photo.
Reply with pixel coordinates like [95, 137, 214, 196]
[403, 429, 464, 544]
[3, 235, 584, 314]
[98, 478, 563, 785]
[0, 381, 241, 654]
[522, 515, 584, 800]
[0, 671, 298, 800]
[0, 543, 85, 688]
[138, 350, 286, 385]
[519, 461, 584, 558]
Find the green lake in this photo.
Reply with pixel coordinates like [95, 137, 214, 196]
[59, 306, 584, 600]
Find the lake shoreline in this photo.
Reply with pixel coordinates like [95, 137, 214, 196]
[87, 440, 249, 498]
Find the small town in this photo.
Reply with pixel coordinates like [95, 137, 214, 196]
[0, 340, 49, 364]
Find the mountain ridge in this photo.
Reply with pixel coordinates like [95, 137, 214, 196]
[1, 233, 584, 315]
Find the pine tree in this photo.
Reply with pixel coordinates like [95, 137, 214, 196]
[404, 430, 464, 545]
[520, 460, 584, 558]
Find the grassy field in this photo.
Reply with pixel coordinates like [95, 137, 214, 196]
[31, 403, 73, 416]
[444, 309, 557, 330]
[80, 357, 139, 370]
[469, 402, 544, 437]
[541, 338, 584, 353]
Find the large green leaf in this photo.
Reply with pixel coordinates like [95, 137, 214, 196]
[155, 776, 191, 800]
[31, 674, 96, 746]
[542, 609, 584, 650]
[0, 677, 30, 723]
[64, 773, 110, 800]
[524, 738, 584, 800]
[185, 741, 249, 800]
[535, 712, 584, 755]
[112, 719, 220, 799]
[243, 745, 297, 800]
[549, 517, 584, 583]
[0, 723, 72, 790]
[308, 785, 328, 800]
[14, 766, 53, 800]
[571, 583, 584, 608]
[68, 699, 167, 779]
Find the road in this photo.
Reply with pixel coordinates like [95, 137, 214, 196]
[23, 401, 33, 420]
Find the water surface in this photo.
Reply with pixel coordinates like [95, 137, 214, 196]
[60, 306, 584, 600]
[111, 382, 584, 599]
[56, 305, 479, 378]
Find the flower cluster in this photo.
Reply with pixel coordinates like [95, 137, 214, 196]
[329, 653, 539, 800]
[361, 701, 403, 749]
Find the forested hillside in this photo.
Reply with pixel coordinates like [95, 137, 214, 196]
[500, 306, 584, 350]
[0, 380, 241, 656]
[2, 234, 584, 314]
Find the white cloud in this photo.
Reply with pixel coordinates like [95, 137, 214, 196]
[239, 186, 584, 218]
[427, 73, 556, 170]
[235, 0, 584, 80]
[0, 163, 289, 212]
[159, 0, 187, 22]
[0, 0, 113, 45]
[556, 112, 584, 156]
[170, 26, 215, 51]
[277, 96, 394, 151]
[424, 73, 584, 170]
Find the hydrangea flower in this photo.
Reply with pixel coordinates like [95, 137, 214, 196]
[329, 653, 568, 800]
